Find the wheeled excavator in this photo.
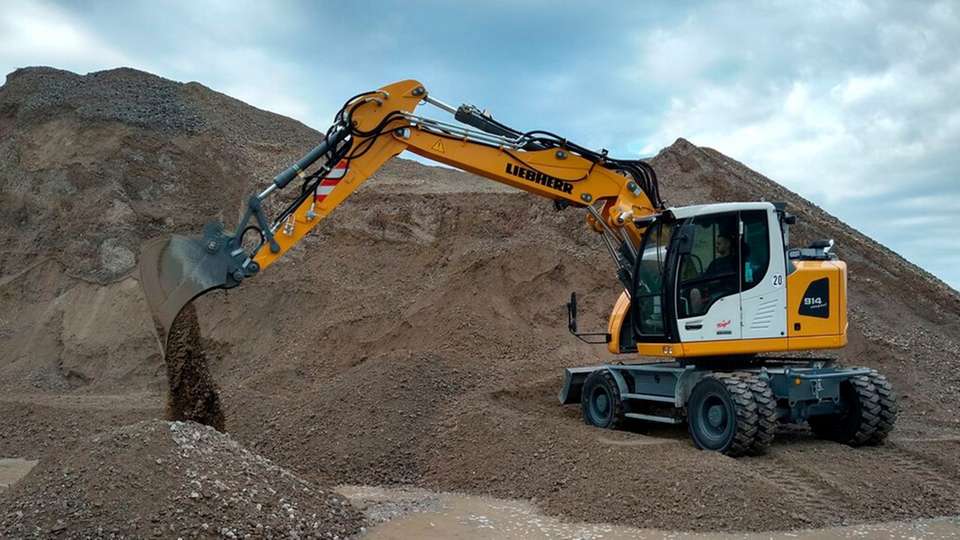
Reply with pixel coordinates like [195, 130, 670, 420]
[140, 80, 897, 456]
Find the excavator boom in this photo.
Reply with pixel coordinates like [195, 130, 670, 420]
[140, 79, 662, 343]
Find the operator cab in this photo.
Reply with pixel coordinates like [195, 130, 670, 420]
[630, 201, 787, 345]
[608, 200, 850, 358]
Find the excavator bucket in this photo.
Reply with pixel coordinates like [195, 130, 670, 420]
[139, 223, 244, 345]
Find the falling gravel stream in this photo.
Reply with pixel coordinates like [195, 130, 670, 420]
[163, 304, 225, 431]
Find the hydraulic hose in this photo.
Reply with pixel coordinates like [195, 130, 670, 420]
[272, 125, 351, 189]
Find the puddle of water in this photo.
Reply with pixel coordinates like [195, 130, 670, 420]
[338, 485, 960, 540]
[0, 458, 38, 491]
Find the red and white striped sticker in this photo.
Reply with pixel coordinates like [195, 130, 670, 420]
[315, 159, 348, 202]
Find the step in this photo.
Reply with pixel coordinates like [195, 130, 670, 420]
[622, 392, 675, 404]
[625, 413, 683, 425]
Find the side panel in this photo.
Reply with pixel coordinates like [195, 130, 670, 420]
[676, 295, 741, 342]
[839, 261, 848, 337]
[677, 337, 791, 357]
[636, 335, 844, 358]
[787, 261, 844, 338]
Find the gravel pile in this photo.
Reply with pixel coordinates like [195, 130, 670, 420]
[0, 67, 318, 285]
[0, 420, 362, 539]
[4, 67, 205, 133]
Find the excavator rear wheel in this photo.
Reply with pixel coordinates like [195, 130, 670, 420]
[864, 370, 898, 444]
[809, 369, 895, 446]
[581, 369, 625, 429]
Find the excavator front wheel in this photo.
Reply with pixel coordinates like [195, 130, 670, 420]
[687, 374, 759, 457]
[581, 369, 625, 429]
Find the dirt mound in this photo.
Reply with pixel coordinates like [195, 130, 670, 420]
[0, 420, 361, 538]
[0, 66, 318, 285]
[2, 66, 960, 533]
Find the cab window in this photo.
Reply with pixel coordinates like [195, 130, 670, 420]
[740, 210, 769, 291]
[677, 213, 739, 318]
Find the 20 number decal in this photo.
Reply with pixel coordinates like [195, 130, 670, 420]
[772, 274, 784, 287]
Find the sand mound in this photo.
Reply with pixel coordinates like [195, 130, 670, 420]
[0, 420, 361, 538]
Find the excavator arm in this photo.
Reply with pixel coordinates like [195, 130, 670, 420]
[140, 79, 663, 343]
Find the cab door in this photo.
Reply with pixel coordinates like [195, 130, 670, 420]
[675, 212, 742, 342]
[739, 209, 787, 339]
[632, 221, 673, 340]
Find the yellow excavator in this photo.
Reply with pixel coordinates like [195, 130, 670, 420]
[141, 80, 897, 456]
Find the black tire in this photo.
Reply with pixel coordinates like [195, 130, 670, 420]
[864, 370, 897, 444]
[686, 373, 758, 457]
[736, 372, 778, 455]
[808, 372, 883, 446]
[581, 369, 625, 429]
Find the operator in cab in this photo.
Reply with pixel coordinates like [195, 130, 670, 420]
[689, 233, 737, 314]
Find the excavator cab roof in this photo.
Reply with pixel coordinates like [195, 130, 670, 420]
[666, 201, 776, 220]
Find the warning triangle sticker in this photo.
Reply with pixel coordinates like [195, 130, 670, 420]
[431, 139, 445, 153]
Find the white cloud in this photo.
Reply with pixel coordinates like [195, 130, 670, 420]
[897, 195, 960, 213]
[630, 3, 959, 204]
[0, 1, 325, 129]
[625, 25, 723, 85]
[619, 1, 960, 288]
[0, 2, 131, 75]
[833, 72, 896, 104]
[167, 44, 317, 124]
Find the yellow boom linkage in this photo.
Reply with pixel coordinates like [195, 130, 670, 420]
[140, 79, 662, 342]
[254, 80, 657, 269]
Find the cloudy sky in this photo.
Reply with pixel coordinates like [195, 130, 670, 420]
[2, 1, 958, 289]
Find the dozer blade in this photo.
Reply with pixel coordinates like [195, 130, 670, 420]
[139, 223, 244, 345]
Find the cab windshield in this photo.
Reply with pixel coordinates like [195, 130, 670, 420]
[634, 222, 672, 336]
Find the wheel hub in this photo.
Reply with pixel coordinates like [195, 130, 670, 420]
[707, 404, 725, 428]
[594, 393, 609, 415]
